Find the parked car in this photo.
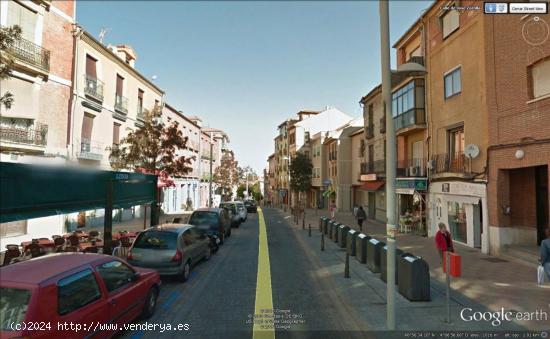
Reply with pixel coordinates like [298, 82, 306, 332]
[219, 202, 241, 228]
[244, 200, 258, 213]
[0, 253, 161, 338]
[127, 224, 211, 282]
[234, 201, 248, 222]
[188, 208, 232, 241]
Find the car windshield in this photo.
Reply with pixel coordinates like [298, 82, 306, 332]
[0, 287, 31, 330]
[133, 230, 177, 249]
[189, 212, 219, 228]
[220, 203, 236, 212]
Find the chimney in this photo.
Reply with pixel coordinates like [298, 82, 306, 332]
[114, 45, 137, 68]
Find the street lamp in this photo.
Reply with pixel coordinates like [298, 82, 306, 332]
[379, 1, 427, 330]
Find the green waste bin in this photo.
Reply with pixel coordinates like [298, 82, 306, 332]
[355, 233, 371, 264]
[366, 238, 385, 273]
[397, 254, 431, 301]
[338, 225, 349, 248]
[332, 222, 340, 243]
[347, 230, 358, 256]
[381, 247, 405, 283]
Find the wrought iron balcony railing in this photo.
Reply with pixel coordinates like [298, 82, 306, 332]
[393, 108, 426, 131]
[397, 158, 427, 177]
[430, 152, 468, 175]
[5, 36, 50, 72]
[406, 56, 424, 66]
[84, 75, 104, 102]
[136, 104, 145, 121]
[114, 94, 128, 114]
[77, 138, 103, 161]
[360, 160, 386, 175]
[0, 122, 48, 147]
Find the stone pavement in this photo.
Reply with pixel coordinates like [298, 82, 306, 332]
[284, 207, 550, 331]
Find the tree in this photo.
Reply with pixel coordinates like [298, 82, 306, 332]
[213, 150, 240, 201]
[0, 25, 22, 109]
[109, 106, 193, 176]
[289, 152, 313, 206]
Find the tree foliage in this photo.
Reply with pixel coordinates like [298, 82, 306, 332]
[0, 25, 22, 109]
[213, 150, 240, 201]
[289, 152, 313, 194]
[109, 106, 192, 176]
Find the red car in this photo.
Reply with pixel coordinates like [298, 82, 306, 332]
[0, 253, 161, 338]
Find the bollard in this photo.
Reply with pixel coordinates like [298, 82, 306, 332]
[321, 232, 325, 251]
[308, 223, 311, 237]
[345, 252, 350, 278]
[302, 215, 305, 229]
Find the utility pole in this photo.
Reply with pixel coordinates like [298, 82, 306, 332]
[380, 0, 397, 330]
[208, 132, 213, 207]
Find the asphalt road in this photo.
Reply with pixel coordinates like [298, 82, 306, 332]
[120, 208, 368, 339]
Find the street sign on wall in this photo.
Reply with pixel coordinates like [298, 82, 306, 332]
[395, 178, 427, 192]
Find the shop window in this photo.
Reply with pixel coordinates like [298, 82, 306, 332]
[447, 201, 467, 243]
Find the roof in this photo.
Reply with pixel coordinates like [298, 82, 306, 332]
[0, 253, 109, 285]
[164, 103, 201, 129]
[391, 1, 436, 48]
[359, 84, 382, 104]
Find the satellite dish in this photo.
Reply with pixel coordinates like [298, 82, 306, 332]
[464, 144, 480, 159]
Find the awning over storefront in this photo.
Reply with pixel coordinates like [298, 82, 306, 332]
[0, 162, 158, 223]
[358, 180, 385, 191]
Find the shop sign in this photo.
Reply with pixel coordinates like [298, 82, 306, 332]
[360, 174, 377, 181]
[396, 178, 428, 191]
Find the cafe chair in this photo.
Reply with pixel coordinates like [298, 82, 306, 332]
[27, 243, 43, 258]
[2, 245, 21, 266]
[89, 230, 100, 239]
[67, 235, 80, 247]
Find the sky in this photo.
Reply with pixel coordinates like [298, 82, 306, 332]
[76, 0, 432, 174]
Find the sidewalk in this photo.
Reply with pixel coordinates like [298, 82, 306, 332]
[285, 207, 549, 331]
[88, 211, 193, 234]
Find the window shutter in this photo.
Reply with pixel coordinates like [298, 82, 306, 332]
[116, 75, 124, 95]
[113, 123, 121, 145]
[81, 114, 94, 140]
[86, 55, 97, 78]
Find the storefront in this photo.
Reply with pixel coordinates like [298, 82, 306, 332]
[396, 178, 427, 235]
[357, 174, 386, 224]
[428, 181, 489, 253]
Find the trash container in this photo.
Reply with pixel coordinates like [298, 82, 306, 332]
[338, 225, 349, 248]
[355, 233, 371, 264]
[323, 218, 329, 235]
[346, 229, 358, 256]
[380, 246, 404, 283]
[332, 223, 340, 243]
[366, 238, 385, 273]
[327, 220, 334, 238]
[397, 254, 431, 301]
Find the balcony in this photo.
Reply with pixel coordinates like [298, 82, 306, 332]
[114, 94, 128, 114]
[365, 125, 374, 139]
[77, 138, 103, 161]
[136, 104, 145, 121]
[360, 160, 386, 175]
[397, 158, 427, 177]
[0, 122, 48, 148]
[83, 75, 104, 102]
[406, 56, 424, 66]
[4, 36, 50, 72]
[328, 151, 337, 161]
[430, 152, 470, 176]
[393, 108, 426, 134]
[380, 117, 386, 134]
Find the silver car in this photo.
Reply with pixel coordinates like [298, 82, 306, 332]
[233, 201, 248, 222]
[127, 224, 211, 282]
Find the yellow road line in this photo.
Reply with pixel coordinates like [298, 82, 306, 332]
[253, 208, 275, 339]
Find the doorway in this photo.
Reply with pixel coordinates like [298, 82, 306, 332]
[535, 165, 548, 245]
[368, 192, 376, 219]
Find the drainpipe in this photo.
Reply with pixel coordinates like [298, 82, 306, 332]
[69, 25, 82, 162]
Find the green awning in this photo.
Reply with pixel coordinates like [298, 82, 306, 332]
[0, 162, 158, 223]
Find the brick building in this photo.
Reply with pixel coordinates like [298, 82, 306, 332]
[484, 13, 550, 253]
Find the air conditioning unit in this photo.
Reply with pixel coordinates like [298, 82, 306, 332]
[409, 166, 419, 176]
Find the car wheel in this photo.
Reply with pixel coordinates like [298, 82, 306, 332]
[178, 260, 191, 282]
[219, 234, 224, 245]
[204, 247, 212, 261]
[228, 229, 232, 237]
[141, 287, 158, 319]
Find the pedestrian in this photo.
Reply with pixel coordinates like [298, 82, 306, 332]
[540, 228, 550, 283]
[330, 200, 336, 220]
[356, 206, 366, 232]
[435, 222, 454, 264]
[353, 204, 358, 217]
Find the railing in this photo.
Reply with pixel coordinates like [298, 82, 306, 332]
[360, 160, 386, 175]
[83, 75, 104, 102]
[430, 152, 468, 175]
[77, 138, 103, 160]
[397, 158, 427, 177]
[380, 117, 386, 134]
[0, 123, 48, 146]
[136, 104, 145, 121]
[365, 125, 374, 139]
[114, 94, 128, 114]
[5, 36, 50, 72]
[406, 56, 424, 66]
[393, 108, 426, 131]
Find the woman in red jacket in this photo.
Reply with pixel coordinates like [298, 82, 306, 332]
[435, 222, 454, 263]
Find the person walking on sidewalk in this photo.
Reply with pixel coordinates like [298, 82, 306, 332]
[329, 200, 336, 220]
[540, 228, 550, 282]
[435, 222, 454, 263]
[356, 206, 366, 233]
[353, 204, 358, 218]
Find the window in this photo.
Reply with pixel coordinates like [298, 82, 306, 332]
[112, 123, 120, 145]
[133, 230, 177, 249]
[391, 81, 415, 117]
[85, 55, 97, 78]
[0, 220, 27, 238]
[530, 58, 550, 98]
[81, 113, 94, 144]
[444, 67, 461, 98]
[116, 74, 124, 96]
[0, 288, 31, 330]
[7, 2, 37, 42]
[57, 269, 101, 315]
[138, 89, 144, 111]
[448, 126, 465, 157]
[409, 46, 421, 59]
[441, 9, 460, 38]
[97, 261, 135, 293]
[182, 230, 195, 246]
